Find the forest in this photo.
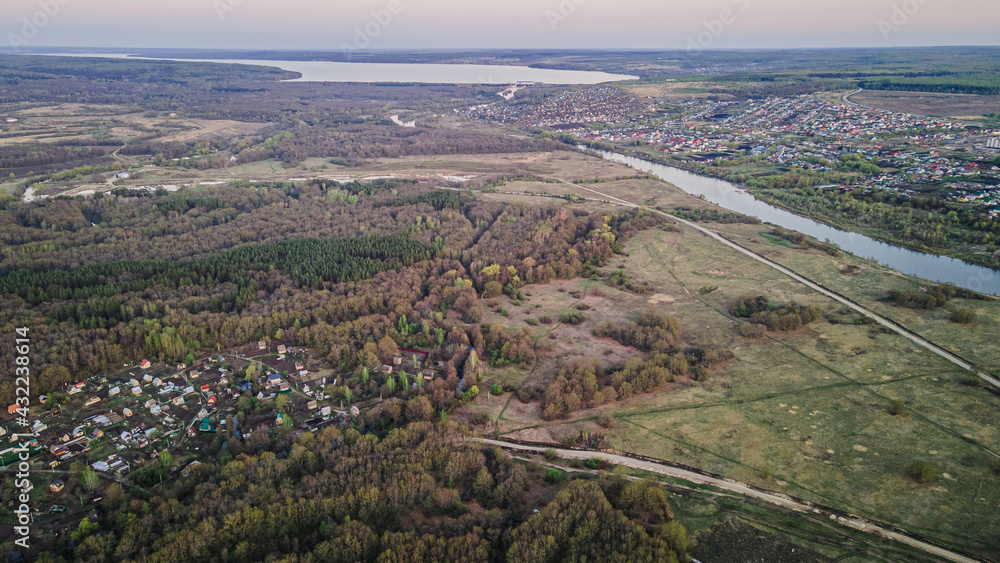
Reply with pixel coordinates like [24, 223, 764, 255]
[2, 421, 688, 562]
[0, 176, 661, 412]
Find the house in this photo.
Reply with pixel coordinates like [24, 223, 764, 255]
[144, 399, 156, 408]
[92, 461, 109, 472]
[85, 396, 101, 407]
[200, 384, 210, 393]
[393, 356, 402, 365]
[115, 172, 130, 180]
[152, 378, 163, 387]
[128, 378, 140, 387]
[150, 405, 162, 415]
[172, 396, 185, 406]
[257, 340, 266, 350]
[7, 404, 19, 414]
[299, 370, 309, 377]
[189, 369, 200, 379]
[350, 406, 360, 417]
[276, 345, 287, 354]
[67, 386, 82, 395]
[49, 444, 69, 457]
[267, 374, 281, 387]
[207, 395, 217, 406]
[108, 386, 121, 396]
[131, 386, 142, 396]
[294, 362, 305, 371]
[199, 418, 214, 433]
[143, 374, 153, 383]
[49, 480, 65, 493]
[123, 408, 133, 418]
[307, 400, 317, 410]
[139, 359, 151, 369]
[278, 382, 291, 394]
[320, 406, 332, 417]
[381, 365, 393, 374]
[72, 427, 85, 438]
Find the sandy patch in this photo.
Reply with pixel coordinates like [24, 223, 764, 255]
[853, 445, 868, 452]
[647, 293, 676, 305]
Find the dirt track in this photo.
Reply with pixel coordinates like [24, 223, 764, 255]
[542, 174, 1000, 394]
[478, 438, 982, 563]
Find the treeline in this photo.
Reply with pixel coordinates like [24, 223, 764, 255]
[668, 206, 761, 225]
[749, 184, 1000, 268]
[731, 295, 823, 332]
[886, 283, 989, 310]
[0, 235, 433, 308]
[17, 422, 687, 562]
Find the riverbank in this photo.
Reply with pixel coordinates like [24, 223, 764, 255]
[598, 149, 1000, 296]
[616, 147, 1000, 273]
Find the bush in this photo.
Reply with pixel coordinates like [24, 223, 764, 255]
[597, 412, 616, 428]
[888, 399, 906, 416]
[490, 384, 503, 396]
[543, 448, 558, 461]
[517, 386, 541, 403]
[907, 460, 935, 484]
[559, 312, 587, 325]
[544, 468, 563, 483]
[737, 323, 767, 338]
[950, 308, 977, 325]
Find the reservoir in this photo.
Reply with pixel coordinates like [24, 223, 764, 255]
[41, 53, 637, 84]
[599, 151, 1000, 296]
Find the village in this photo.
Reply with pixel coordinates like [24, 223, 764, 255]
[1, 339, 444, 524]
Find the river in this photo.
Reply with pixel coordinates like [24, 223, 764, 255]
[599, 151, 1000, 296]
[41, 53, 636, 84]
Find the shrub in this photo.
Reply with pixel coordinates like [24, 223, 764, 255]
[544, 468, 563, 483]
[950, 308, 977, 325]
[888, 399, 906, 416]
[737, 323, 767, 338]
[597, 412, 616, 428]
[543, 448, 558, 461]
[538, 315, 553, 324]
[559, 312, 587, 325]
[907, 460, 935, 484]
[490, 384, 503, 396]
[525, 318, 539, 326]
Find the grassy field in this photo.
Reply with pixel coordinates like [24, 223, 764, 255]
[464, 151, 1000, 558]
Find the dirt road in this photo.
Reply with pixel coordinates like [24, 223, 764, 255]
[478, 438, 982, 563]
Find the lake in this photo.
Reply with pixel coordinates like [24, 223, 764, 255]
[44, 53, 637, 84]
[599, 151, 1000, 296]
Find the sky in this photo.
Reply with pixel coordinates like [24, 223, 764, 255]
[4, 0, 999, 51]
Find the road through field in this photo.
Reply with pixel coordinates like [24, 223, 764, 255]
[539, 174, 1000, 394]
[478, 438, 982, 563]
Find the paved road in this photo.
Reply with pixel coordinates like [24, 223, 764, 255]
[842, 88, 864, 107]
[478, 438, 982, 563]
[541, 175, 1000, 393]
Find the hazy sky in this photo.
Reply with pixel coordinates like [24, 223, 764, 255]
[5, 0, 999, 50]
